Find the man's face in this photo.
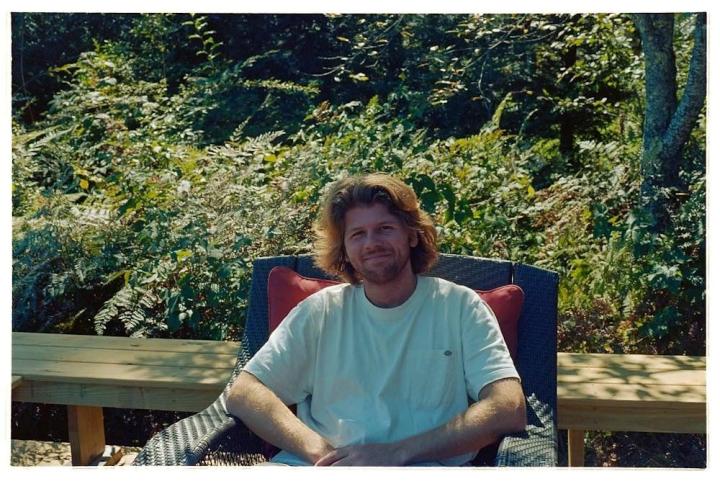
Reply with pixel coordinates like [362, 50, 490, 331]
[343, 202, 418, 285]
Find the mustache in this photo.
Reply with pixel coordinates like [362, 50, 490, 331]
[362, 249, 392, 259]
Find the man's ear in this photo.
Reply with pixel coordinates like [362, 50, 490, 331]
[409, 229, 419, 248]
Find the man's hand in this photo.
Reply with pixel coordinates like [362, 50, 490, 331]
[314, 443, 407, 466]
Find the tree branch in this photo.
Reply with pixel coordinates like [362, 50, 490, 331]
[661, 12, 707, 161]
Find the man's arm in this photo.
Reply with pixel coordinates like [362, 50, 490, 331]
[315, 377, 526, 466]
[226, 370, 334, 464]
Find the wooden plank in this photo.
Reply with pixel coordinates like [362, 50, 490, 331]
[11, 332, 236, 410]
[558, 366, 705, 387]
[557, 352, 706, 406]
[558, 352, 706, 370]
[557, 380, 706, 405]
[12, 379, 220, 411]
[12, 332, 241, 355]
[13, 344, 238, 370]
[68, 405, 105, 466]
[12, 359, 233, 389]
[558, 399, 706, 433]
[567, 430, 585, 467]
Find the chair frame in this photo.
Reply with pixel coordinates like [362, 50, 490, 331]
[133, 253, 558, 466]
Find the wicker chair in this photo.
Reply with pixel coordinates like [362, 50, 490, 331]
[133, 253, 558, 466]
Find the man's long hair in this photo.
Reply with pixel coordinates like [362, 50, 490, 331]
[313, 173, 438, 284]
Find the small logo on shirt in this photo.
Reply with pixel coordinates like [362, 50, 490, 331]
[444, 350, 452, 357]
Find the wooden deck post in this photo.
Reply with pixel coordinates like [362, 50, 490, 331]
[67, 405, 105, 465]
[567, 429, 585, 467]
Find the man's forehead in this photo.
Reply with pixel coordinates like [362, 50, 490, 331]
[344, 203, 402, 229]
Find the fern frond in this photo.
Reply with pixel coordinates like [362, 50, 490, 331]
[208, 130, 285, 161]
[94, 285, 133, 334]
[70, 204, 112, 226]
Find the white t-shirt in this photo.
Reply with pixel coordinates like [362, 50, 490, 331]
[242, 275, 520, 466]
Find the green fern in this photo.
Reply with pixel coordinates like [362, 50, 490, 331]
[94, 284, 163, 336]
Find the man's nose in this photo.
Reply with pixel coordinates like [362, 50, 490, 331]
[363, 231, 383, 250]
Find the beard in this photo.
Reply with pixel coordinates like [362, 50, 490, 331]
[355, 249, 411, 285]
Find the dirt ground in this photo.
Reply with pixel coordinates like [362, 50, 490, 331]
[10, 440, 140, 466]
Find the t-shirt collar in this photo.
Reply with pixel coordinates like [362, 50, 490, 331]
[358, 275, 428, 321]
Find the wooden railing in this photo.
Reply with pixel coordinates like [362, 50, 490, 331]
[557, 352, 706, 466]
[12, 332, 236, 465]
[12, 332, 706, 466]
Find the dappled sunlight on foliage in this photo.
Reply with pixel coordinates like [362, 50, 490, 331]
[12, 13, 705, 357]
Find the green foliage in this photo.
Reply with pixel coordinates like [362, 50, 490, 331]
[173, 63, 319, 145]
[318, 13, 643, 144]
[12, 14, 705, 359]
[182, 14, 224, 66]
[12, 12, 139, 122]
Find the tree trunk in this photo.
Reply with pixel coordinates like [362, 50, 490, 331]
[631, 13, 706, 231]
[559, 44, 578, 161]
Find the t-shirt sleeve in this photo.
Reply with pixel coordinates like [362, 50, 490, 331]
[242, 295, 320, 405]
[461, 293, 520, 402]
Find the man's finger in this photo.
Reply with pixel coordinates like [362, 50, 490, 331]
[315, 449, 344, 466]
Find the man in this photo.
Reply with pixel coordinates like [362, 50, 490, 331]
[226, 173, 526, 466]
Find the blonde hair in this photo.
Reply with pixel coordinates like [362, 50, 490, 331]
[313, 173, 438, 284]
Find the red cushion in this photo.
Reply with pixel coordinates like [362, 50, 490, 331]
[267, 266, 523, 361]
[475, 284, 523, 361]
[267, 266, 339, 333]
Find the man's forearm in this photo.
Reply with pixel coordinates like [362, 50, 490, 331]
[226, 370, 334, 464]
[395, 378, 526, 465]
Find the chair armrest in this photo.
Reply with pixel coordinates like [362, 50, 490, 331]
[494, 393, 557, 467]
[133, 397, 239, 465]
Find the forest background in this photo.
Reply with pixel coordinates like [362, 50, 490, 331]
[10, 12, 706, 467]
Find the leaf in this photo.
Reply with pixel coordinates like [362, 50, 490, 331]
[174, 249, 193, 262]
[118, 197, 139, 217]
[104, 270, 129, 286]
[438, 184, 456, 222]
[167, 309, 181, 332]
[234, 235, 253, 248]
[491, 92, 513, 129]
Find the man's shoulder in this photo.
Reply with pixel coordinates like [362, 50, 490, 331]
[282, 282, 353, 329]
[302, 281, 355, 306]
[421, 275, 477, 299]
